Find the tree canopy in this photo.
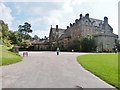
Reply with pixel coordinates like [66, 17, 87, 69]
[0, 20, 11, 46]
[0, 20, 33, 48]
[18, 22, 32, 40]
[67, 36, 96, 52]
[80, 36, 96, 52]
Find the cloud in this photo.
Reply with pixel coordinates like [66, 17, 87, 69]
[0, 1, 86, 38]
[31, 29, 49, 38]
[70, 0, 86, 6]
[21, 1, 73, 37]
[14, 4, 22, 15]
[110, 22, 118, 34]
[0, 3, 14, 30]
[1, 0, 66, 2]
[26, 1, 75, 29]
[1, 0, 119, 38]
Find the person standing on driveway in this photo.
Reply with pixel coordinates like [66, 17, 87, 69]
[56, 47, 60, 55]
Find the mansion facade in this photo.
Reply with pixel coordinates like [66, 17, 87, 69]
[49, 13, 118, 52]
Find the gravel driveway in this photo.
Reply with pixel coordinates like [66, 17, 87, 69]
[1, 52, 116, 89]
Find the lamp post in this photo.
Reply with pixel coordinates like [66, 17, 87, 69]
[56, 31, 59, 48]
[56, 25, 59, 48]
[56, 31, 60, 55]
[56, 25, 59, 55]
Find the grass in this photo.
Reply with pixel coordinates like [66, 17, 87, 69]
[77, 53, 119, 89]
[0, 45, 22, 66]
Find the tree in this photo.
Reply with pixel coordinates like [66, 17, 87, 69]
[0, 20, 9, 39]
[68, 39, 81, 52]
[23, 22, 32, 34]
[18, 22, 33, 48]
[33, 35, 40, 40]
[9, 31, 23, 45]
[21, 40, 31, 48]
[80, 36, 96, 52]
[18, 22, 32, 39]
[18, 25, 23, 33]
[0, 27, 2, 44]
[0, 20, 11, 46]
[0, 32, 2, 44]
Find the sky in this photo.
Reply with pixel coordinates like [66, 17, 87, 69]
[0, 0, 119, 38]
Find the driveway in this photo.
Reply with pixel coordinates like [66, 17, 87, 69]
[2, 52, 116, 88]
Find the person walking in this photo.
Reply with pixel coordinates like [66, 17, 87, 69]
[56, 47, 60, 55]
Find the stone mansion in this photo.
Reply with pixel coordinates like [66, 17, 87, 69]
[49, 13, 118, 52]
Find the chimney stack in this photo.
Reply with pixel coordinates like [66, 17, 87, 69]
[67, 26, 69, 29]
[104, 16, 108, 24]
[70, 23, 72, 27]
[80, 14, 82, 19]
[85, 13, 89, 19]
[56, 25, 58, 32]
[73, 23, 75, 25]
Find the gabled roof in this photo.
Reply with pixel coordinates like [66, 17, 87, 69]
[89, 18, 104, 27]
[58, 28, 65, 37]
[49, 27, 65, 38]
[50, 28, 56, 34]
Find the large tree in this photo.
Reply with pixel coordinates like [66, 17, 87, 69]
[0, 20, 11, 46]
[18, 22, 32, 39]
[68, 39, 81, 52]
[18, 22, 33, 48]
[9, 31, 23, 45]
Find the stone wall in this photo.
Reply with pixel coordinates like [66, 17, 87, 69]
[49, 13, 118, 52]
[94, 34, 117, 52]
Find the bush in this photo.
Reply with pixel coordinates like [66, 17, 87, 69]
[80, 36, 96, 52]
[68, 39, 81, 52]
[20, 40, 31, 48]
[3, 38, 11, 47]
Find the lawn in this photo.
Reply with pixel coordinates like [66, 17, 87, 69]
[77, 53, 119, 89]
[0, 45, 22, 66]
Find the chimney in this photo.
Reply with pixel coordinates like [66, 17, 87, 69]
[56, 25, 58, 32]
[70, 23, 72, 27]
[85, 13, 89, 19]
[67, 26, 69, 29]
[104, 16, 108, 24]
[80, 14, 82, 19]
[51, 25, 52, 29]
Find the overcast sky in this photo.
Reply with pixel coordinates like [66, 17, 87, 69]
[0, 0, 119, 38]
